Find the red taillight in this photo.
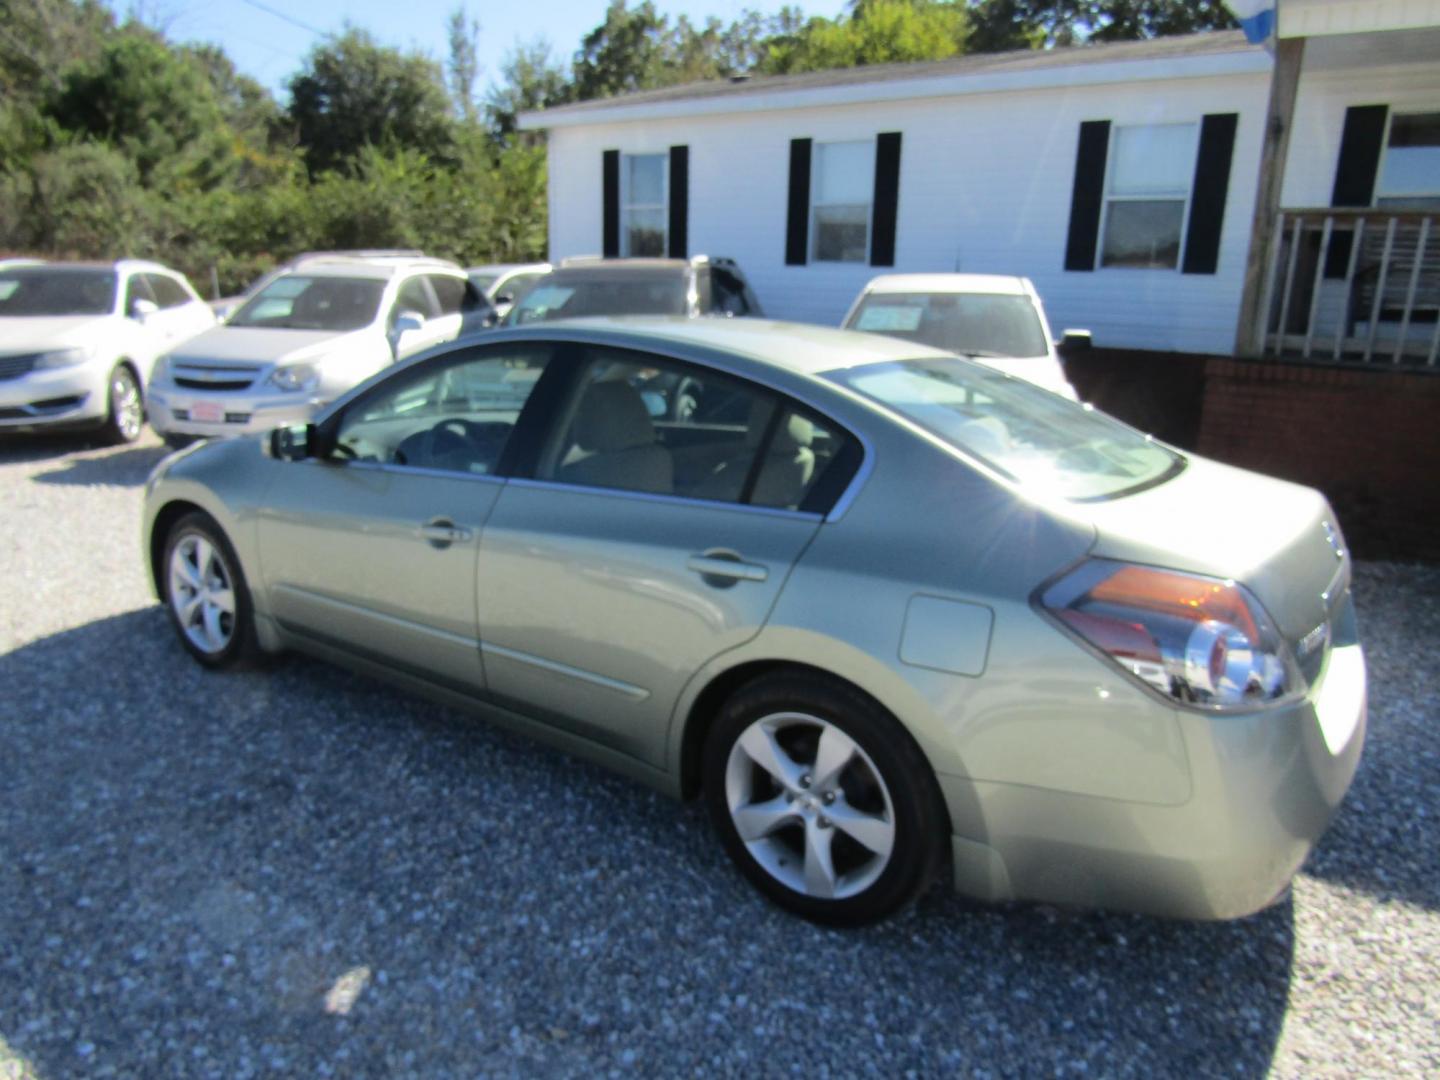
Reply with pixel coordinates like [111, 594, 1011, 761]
[1042, 561, 1303, 709]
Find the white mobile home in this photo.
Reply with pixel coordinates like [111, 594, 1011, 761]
[522, 18, 1440, 366]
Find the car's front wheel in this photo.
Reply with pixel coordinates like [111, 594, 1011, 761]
[99, 363, 143, 445]
[703, 672, 947, 925]
[162, 512, 260, 669]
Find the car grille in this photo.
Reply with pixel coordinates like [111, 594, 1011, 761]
[0, 353, 40, 381]
[174, 375, 255, 391]
[171, 363, 261, 392]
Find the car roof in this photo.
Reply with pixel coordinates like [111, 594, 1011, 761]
[498, 316, 950, 376]
[861, 273, 1031, 296]
[3, 259, 176, 275]
[275, 260, 463, 281]
[467, 263, 552, 275]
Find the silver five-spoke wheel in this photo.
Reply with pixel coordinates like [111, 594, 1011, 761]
[724, 712, 896, 901]
[168, 533, 237, 656]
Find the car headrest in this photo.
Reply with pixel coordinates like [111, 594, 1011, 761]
[746, 399, 814, 451]
[573, 380, 655, 452]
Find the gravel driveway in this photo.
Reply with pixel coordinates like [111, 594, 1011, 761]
[1, 433, 1437, 1078]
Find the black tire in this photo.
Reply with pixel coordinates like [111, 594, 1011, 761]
[703, 671, 947, 926]
[161, 512, 261, 669]
[100, 363, 144, 446]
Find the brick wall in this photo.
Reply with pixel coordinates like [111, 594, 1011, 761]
[1196, 359, 1440, 562]
[1062, 349, 1440, 562]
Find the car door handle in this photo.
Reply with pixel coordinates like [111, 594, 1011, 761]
[686, 552, 768, 584]
[417, 519, 473, 547]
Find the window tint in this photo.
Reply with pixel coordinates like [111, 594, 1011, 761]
[847, 292, 1049, 358]
[537, 349, 857, 512]
[506, 273, 687, 323]
[124, 274, 156, 315]
[230, 275, 386, 331]
[334, 345, 551, 474]
[391, 276, 437, 324]
[428, 274, 467, 315]
[1099, 123, 1196, 269]
[144, 273, 192, 309]
[812, 141, 873, 263]
[0, 269, 116, 316]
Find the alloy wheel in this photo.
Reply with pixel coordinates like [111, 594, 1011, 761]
[168, 533, 236, 655]
[111, 368, 142, 441]
[724, 712, 896, 900]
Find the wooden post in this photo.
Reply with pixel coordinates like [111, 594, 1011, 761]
[1234, 36, 1305, 358]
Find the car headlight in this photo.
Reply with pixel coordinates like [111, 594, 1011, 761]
[151, 355, 173, 384]
[269, 363, 320, 393]
[34, 347, 91, 370]
[1039, 559, 1305, 710]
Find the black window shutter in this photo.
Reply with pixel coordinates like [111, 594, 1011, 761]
[668, 145, 688, 259]
[870, 132, 902, 267]
[1064, 120, 1110, 272]
[1182, 113, 1238, 275]
[785, 138, 812, 266]
[602, 149, 620, 257]
[1326, 104, 1389, 276]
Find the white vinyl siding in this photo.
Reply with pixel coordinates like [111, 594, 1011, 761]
[811, 140, 874, 263]
[622, 153, 667, 256]
[1098, 123, 1198, 270]
[545, 67, 1276, 353]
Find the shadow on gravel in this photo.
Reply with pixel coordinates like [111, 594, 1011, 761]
[1299, 562, 1440, 913]
[0, 609, 1300, 1076]
[29, 444, 170, 488]
[0, 432, 107, 464]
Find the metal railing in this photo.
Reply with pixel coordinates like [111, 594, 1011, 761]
[1258, 208, 1440, 366]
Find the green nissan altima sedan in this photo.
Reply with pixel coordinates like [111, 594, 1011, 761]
[142, 318, 1366, 925]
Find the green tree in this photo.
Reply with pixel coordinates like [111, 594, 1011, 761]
[967, 1, 1236, 50]
[446, 4, 482, 124]
[288, 28, 456, 176]
[571, 0, 673, 100]
[485, 38, 573, 140]
[47, 30, 236, 189]
[763, 1, 970, 75]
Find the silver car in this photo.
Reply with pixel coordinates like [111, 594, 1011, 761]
[142, 318, 1365, 925]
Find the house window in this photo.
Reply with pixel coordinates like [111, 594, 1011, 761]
[812, 141, 874, 263]
[1099, 123, 1198, 269]
[622, 153, 667, 257]
[1376, 112, 1440, 210]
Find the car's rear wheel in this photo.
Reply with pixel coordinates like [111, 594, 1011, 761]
[100, 363, 143, 445]
[703, 672, 947, 925]
[162, 512, 259, 669]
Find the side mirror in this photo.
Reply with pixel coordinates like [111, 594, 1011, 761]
[1058, 329, 1093, 354]
[265, 422, 316, 461]
[493, 292, 514, 307]
[130, 298, 159, 321]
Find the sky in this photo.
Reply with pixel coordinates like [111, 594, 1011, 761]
[116, 0, 850, 100]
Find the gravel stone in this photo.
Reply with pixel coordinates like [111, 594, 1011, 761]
[2, 432, 1438, 1077]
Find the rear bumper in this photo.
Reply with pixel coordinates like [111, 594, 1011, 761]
[147, 386, 322, 438]
[0, 364, 108, 430]
[941, 630, 1366, 920]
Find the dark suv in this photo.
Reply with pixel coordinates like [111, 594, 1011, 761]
[502, 256, 763, 325]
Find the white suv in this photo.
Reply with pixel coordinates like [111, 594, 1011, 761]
[842, 274, 1084, 398]
[147, 258, 487, 445]
[0, 260, 215, 443]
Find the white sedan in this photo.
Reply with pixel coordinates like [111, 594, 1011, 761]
[0, 260, 215, 443]
[842, 273, 1084, 399]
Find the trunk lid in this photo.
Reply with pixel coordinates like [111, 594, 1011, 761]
[1078, 455, 1350, 648]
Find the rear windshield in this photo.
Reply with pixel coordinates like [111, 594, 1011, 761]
[0, 268, 117, 316]
[505, 273, 687, 324]
[229, 275, 386, 331]
[847, 292, 1048, 358]
[829, 358, 1183, 501]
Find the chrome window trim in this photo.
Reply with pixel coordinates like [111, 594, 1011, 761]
[506, 476, 824, 522]
[300, 459, 508, 485]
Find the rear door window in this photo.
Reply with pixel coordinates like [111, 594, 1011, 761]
[143, 273, 193, 309]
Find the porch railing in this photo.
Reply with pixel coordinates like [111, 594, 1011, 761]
[1258, 208, 1440, 366]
